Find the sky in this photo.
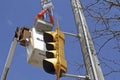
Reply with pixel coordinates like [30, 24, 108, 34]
[0, 0, 120, 80]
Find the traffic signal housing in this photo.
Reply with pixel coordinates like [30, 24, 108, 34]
[43, 25, 67, 79]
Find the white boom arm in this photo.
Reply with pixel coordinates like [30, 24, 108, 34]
[1, 38, 17, 80]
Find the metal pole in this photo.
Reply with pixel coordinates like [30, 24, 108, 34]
[1, 38, 17, 80]
[70, 0, 104, 80]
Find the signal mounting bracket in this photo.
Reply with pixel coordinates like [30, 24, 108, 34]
[62, 73, 91, 80]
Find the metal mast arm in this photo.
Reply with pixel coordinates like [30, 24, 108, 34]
[1, 38, 17, 80]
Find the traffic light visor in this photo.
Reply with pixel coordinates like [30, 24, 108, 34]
[43, 58, 57, 74]
[44, 32, 54, 42]
[46, 42, 56, 50]
[46, 50, 57, 58]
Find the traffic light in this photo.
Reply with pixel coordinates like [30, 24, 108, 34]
[43, 25, 67, 79]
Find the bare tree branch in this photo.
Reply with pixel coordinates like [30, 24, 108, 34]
[97, 37, 114, 54]
[104, 69, 120, 76]
[104, 0, 120, 7]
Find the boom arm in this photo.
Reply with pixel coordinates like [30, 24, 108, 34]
[1, 27, 31, 80]
[1, 38, 17, 80]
